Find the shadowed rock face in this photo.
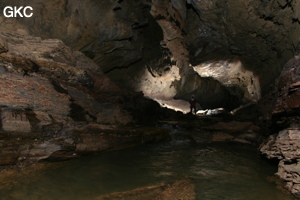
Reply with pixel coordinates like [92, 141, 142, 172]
[0, 0, 298, 109]
[260, 55, 300, 198]
[187, 0, 299, 79]
[0, 32, 173, 166]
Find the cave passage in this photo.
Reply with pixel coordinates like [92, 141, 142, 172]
[140, 57, 260, 115]
[0, 0, 298, 197]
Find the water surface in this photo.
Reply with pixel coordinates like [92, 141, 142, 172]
[0, 130, 294, 200]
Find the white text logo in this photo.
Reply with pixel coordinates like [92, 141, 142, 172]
[3, 6, 33, 18]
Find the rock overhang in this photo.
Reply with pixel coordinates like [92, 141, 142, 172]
[0, 0, 298, 114]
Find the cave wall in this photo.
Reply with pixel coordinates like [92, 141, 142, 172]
[0, 0, 299, 109]
[186, 0, 300, 90]
[260, 55, 300, 198]
[0, 1, 300, 195]
[0, 30, 175, 165]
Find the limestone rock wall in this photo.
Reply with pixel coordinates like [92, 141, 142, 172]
[0, 32, 131, 124]
[187, 0, 299, 88]
[0, 32, 172, 166]
[260, 55, 300, 198]
[1, 0, 298, 109]
[0, 0, 152, 73]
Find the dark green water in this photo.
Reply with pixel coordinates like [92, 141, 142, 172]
[0, 130, 295, 200]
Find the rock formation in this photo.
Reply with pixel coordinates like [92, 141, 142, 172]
[1, 0, 298, 110]
[0, 0, 299, 197]
[260, 55, 300, 198]
[0, 32, 171, 166]
[94, 179, 195, 200]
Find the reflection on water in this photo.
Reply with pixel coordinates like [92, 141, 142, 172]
[0, 130, 295, 200]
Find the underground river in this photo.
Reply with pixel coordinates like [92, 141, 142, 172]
[0, 129, 295, 200]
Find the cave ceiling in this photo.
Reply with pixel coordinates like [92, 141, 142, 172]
[0, 0, 299, 110]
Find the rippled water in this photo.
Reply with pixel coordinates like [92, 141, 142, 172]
[0, 130, 295, 200]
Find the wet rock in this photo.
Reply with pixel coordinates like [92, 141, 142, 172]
[12, 135, 76, 163]
[211, 132, 234, 142]
[190, 120, 260, 144]
[0, 124, 170, 165]
[22, 141, 63, 161]
[94, 179, 195, 200]
[74, 124, 170, 153]
[95, 185, 165, 200]
[154, 179, 195, 200]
